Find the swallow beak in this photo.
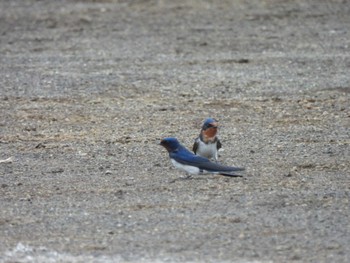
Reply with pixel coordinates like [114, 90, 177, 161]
[159, 140, 172, 152]
[210, 122, 218, 128]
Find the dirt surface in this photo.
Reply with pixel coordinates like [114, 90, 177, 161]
[0, 0, 350, 262]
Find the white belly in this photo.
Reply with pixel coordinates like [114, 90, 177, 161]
[196, 140, 218, 160]
[171, 159, 200, 175]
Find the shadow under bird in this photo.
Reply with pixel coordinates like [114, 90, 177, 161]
[193, 118, 222, 162]
[160, 137, 244, 177]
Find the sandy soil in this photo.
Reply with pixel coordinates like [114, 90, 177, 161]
[0, 0, 349, 262]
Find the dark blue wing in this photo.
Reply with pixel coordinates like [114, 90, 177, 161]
[170, 146, 244, 173]
[216, 138, 222, 150]
[192, 137, 200, 154]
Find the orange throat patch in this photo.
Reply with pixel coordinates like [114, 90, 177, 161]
[202, 127, 218, 143]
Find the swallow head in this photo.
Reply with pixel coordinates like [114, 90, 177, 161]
[201, 118, 219, 141]
[160, 137, 180, 153]
[201, 118, 219, 131]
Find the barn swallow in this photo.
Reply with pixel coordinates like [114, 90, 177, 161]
[160, 137, 244, 177]
[193, 118, 222, 162]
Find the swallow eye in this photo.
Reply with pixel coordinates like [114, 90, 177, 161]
[161, 139, 171, 147]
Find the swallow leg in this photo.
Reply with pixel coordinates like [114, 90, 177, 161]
[181, 174, 193, 180]
[169, 175, 193, 183]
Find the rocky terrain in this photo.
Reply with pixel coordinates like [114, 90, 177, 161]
[0, 0, 349, 262]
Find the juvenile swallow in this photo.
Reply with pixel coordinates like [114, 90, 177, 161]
[193, 118, 222, 162]
[160, 137, 244, 177]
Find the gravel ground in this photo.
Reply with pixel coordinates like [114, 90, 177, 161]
[0, 0, 349, 262]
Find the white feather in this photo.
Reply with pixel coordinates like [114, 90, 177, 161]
[171, 159, 201, 175]
[195, 138, 218, 161]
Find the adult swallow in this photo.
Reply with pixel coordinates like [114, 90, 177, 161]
[160, 137, 244, 177]
[193, 118, 222, 162]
